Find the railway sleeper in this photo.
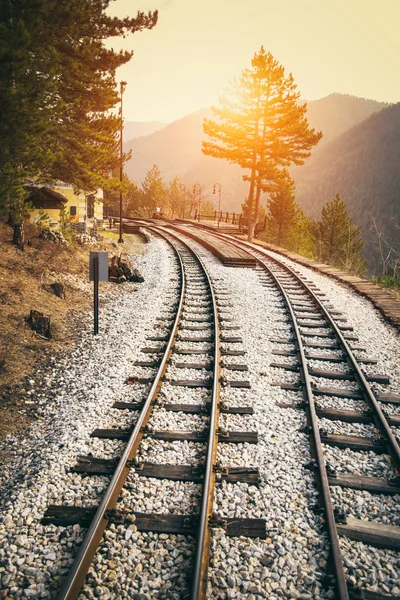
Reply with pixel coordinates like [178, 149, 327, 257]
[90, 428, 258, 443]
[182, 325, 212, 331]
[173, 349, 212, 356]
[141, 347, 166, 354]
[170, 378, 251, 388]
[336, 517, 400, 552]
[42, 507, 266, 538]
[178, 336, 214, 342]
[301, 331, 359, 341]
[273, 349, 377, 365]
[72, 459, 260, 485]
[295, 313, 348, 323]
[328, 473, 400, 496]
[112, 401, 253, 416]
[277, 402, 400, 426]
[184, 317, 213, 323]
[305, 352, 377, 365]
[320, 432, 387, 453]
[313, 386, 400, 403]
[173, 362, 214, 370]
[308, 368, 390, 384]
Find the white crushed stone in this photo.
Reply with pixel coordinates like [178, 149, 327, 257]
[1, 229, 400, 599]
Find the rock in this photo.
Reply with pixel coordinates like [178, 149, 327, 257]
[130, 268, 145, 283]
[28, 310, 51, 339]
[108, 254, 144, 284]
[39, 228, 68, 246]
[50, 282, 66, 299]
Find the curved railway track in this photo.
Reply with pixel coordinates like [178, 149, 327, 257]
[43, 229, 263, 599]
[191, 230, 400, 600]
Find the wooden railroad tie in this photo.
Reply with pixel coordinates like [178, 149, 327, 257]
[113, 401, 253, 415]
[277, 403, 400, 427]
[90, 428, 258, 444]
[72, 459, 260, 485]
[270, 363, 390, 384]
[42, 507, 266, 538]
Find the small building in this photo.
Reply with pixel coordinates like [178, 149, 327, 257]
[27, 183, 103, 230]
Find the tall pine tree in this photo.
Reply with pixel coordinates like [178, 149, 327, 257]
[203, 46, 321, 241]
[141, 165, 167, 217]
[310, 193, 365, 273]
[267, 174, 297, 246]
[0, 0, 157, 240]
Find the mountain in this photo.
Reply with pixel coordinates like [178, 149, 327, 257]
[294, 103, 400, 271]
[304, 94, 389, 147]
[123, 121, 167, 141]
[123, 95, 398, 270]
[124, 109, 211, 185]
[123, 94, 389, 214]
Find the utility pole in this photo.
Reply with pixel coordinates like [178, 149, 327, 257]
[118, 81, 127, 243]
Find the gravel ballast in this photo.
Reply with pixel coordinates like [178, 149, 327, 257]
[0, 232, 399, 599]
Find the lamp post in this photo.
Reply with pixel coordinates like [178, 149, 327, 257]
[118, 80, 127, 244]
[213, 183, 221, 227]
[193, 183, 201, 222]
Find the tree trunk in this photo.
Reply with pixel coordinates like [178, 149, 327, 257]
[246, 176, 256, 242]
[6, 212, 15, 227]
[250, 82, 270, 243]
[247, 76, 262, 243]
[13, 223, 25, 250]
[251, 178, 262, 241]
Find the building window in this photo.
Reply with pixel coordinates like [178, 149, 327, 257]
[70, 206, 77, 215]
[87, 195, 95, 219]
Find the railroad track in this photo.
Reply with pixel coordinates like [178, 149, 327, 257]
[191, 230, 400, 600]
[42, 229, 264, 599]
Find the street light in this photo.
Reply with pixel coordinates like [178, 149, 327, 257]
[118, 80, 127, 244]
[193, 183, 201, 222]
[213, 183, 222, 227]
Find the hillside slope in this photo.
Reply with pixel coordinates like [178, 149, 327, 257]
[304, 94, 388, 147]
[123, 121, 167, 141]
[124, 109, 211, 184]
[294, 103, 400, 269]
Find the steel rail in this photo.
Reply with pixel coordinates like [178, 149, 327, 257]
[244, 252, 349, 599]
[225, 236, 400, 472]
[187, 245, 220, 600]
[153, 225, 221, 599]
[57, 234, 187, 600]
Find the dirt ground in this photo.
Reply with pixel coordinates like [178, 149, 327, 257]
[0, 221, 146, 441]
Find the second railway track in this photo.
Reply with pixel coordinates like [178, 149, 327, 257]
[176, 227, 400, 600]
[42, 229, 264, 599]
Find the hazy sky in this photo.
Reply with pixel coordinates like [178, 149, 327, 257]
[107, 0, 400, 123]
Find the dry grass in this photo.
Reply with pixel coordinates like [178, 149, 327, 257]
[0, 222, 145, 440]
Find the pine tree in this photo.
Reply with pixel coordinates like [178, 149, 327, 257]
[267, 175, 297, 246]
[311, 193, 365, 273]
[203, 46, 321, 241]
[141, 165, 167, 217]
[167, 176, 187, 219]
[0, 0, 158, 240]
[290, 206, 312, 255]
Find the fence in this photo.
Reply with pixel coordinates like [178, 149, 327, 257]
[193, 210, 242, 225]
[193, 210, 267, 233]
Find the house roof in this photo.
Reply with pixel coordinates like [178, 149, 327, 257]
[26, 186, 68, 209]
